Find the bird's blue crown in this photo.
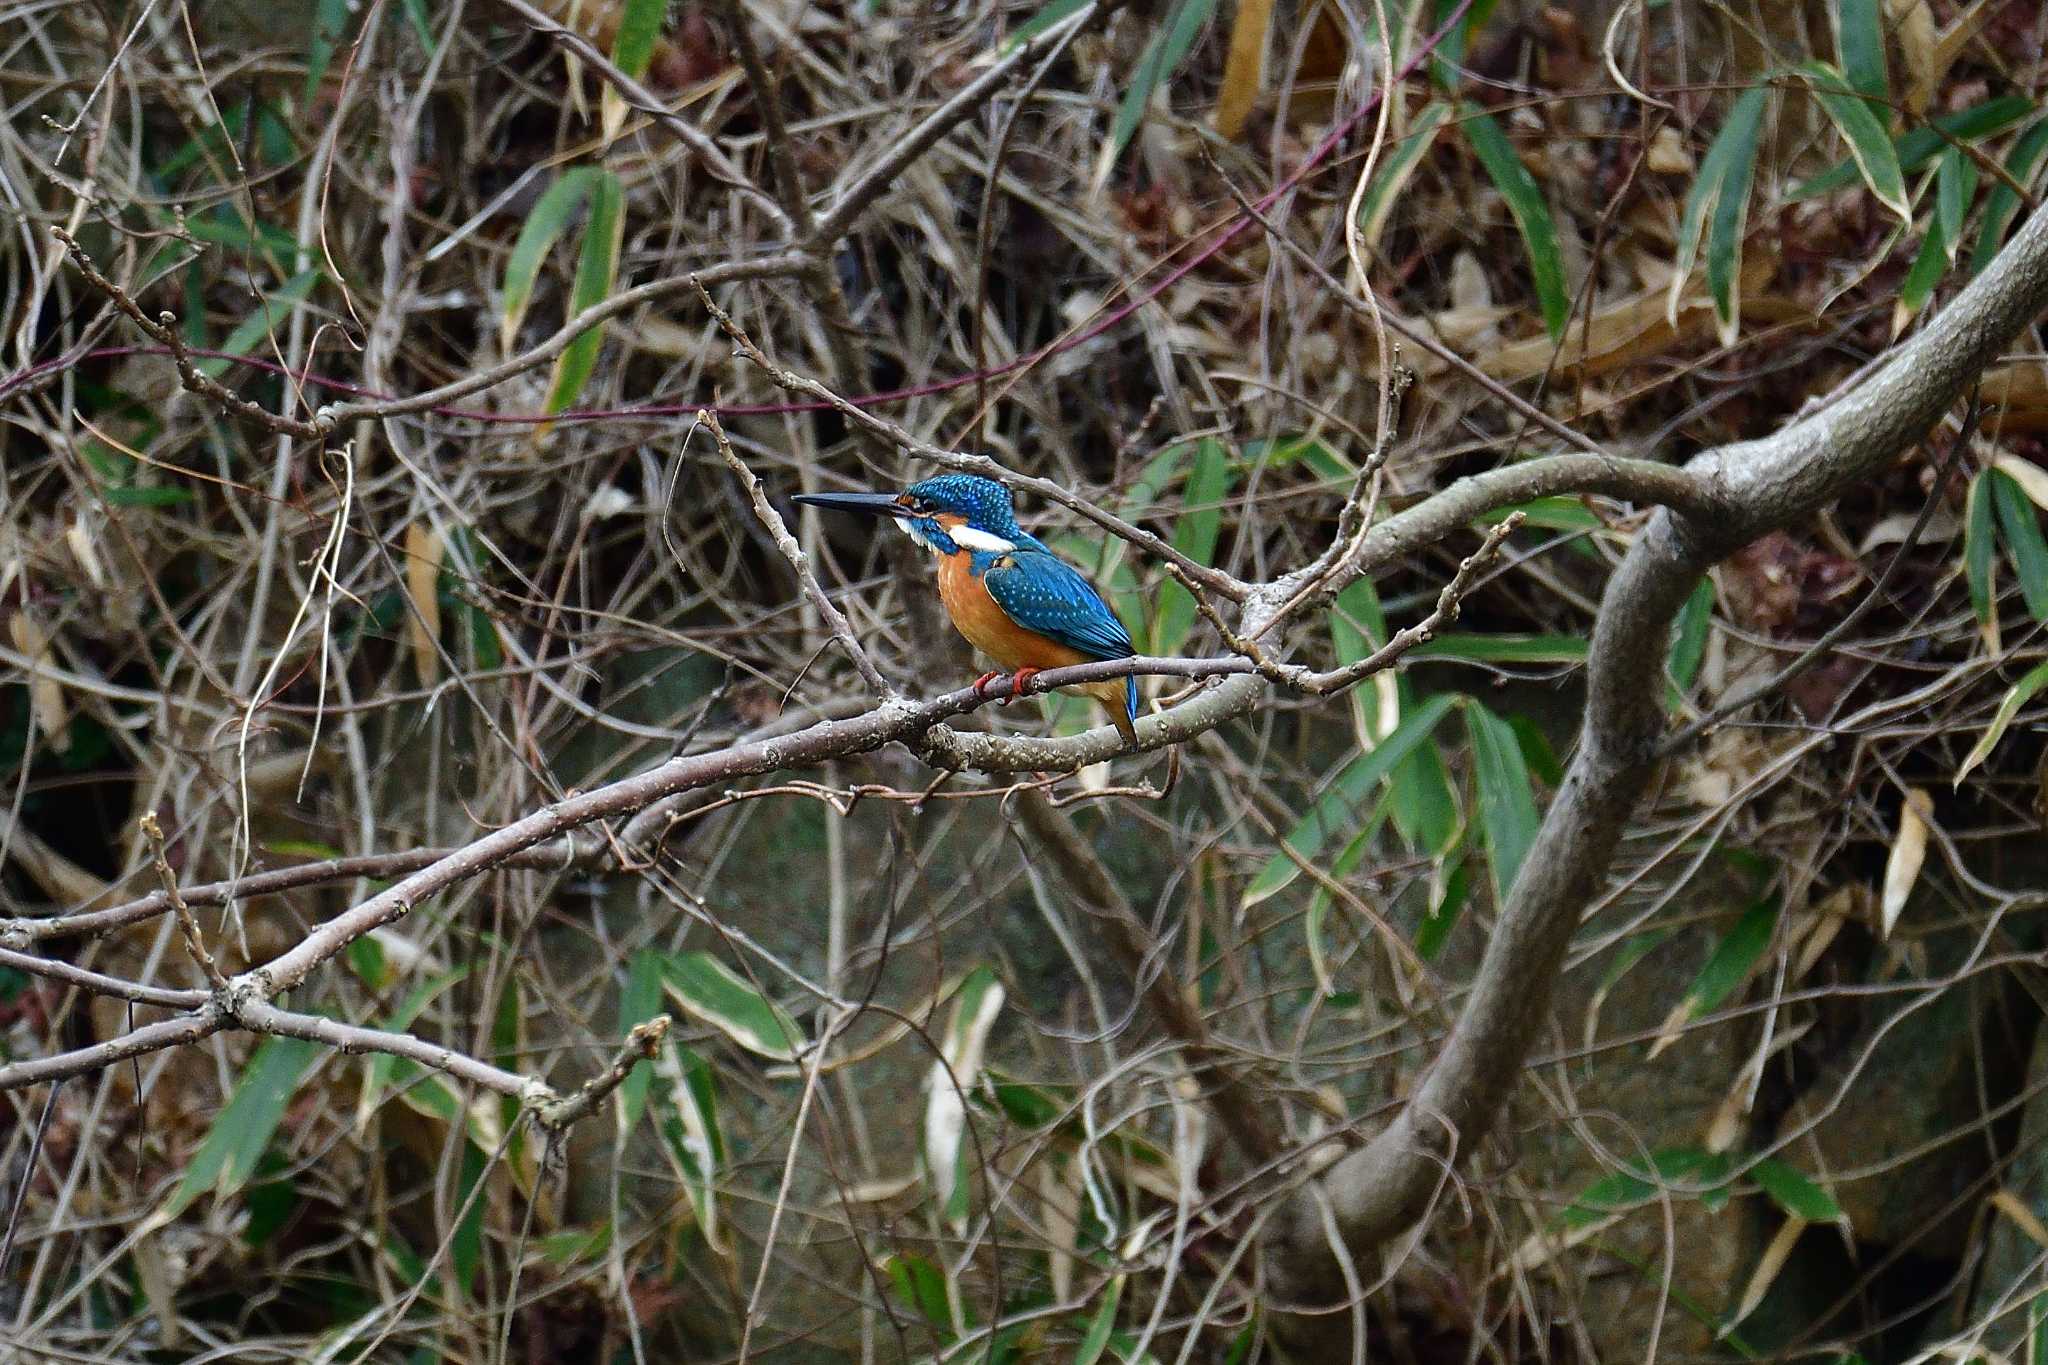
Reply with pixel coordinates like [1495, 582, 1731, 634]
[894, 473, 1046, 556]
[902, 474, 1023, 537]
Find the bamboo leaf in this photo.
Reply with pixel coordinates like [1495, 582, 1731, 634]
[1355, 102, 1453, 250]
[544, 169, 626, 415]
[1673, 85, 1768, 343]
[662, 951, 806, 1060]
[1467, 701, 1539, 907]
[1955, 660, 2048, 787]
[1002, 0, 1089, 51]
[1797, 61, 1907, 220]
[1965, 470, 1998, 634]
[928, 968, 1005, 1226]
[1971, 120, 2048, 276]
[1792, 95, 2034, 199]
[617, 949, 666, 1132]
[1833, 0, 1887, 102]
[195, 271, 321, 379]
[1415, 855, 1470, 960]
[1152, 437, 1233, 654]
[1753, 1157, 1845, 1223]
[1649, 898, 1780, 1058]
[602, 0, 669, 137]
[886, 1252, 955, 1332]
[1411, 633, 1589, 664]
[1243, 693, 1459, 906]
[1461, 105, 1569, 338]
[1993, 467, 2048, 620]
[500, 167, 600, 353]
[1099, 0, 1219, 180]
[166, 1037, 321, 1216]
[1667, 577, 1714, 709]
[1075, 1274, 1125, 1365]
[1936, 147, 1977, 261]
[655, 1041, 727, 1252]
[1896, 213, 1950, 328]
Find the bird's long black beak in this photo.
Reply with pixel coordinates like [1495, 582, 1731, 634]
[790, 490, 905, 517]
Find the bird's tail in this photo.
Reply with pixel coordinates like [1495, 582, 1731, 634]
[1078, 677, 1139, 745]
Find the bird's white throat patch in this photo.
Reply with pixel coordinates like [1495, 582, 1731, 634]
[894, 517, 1014, 554]
[948, 525, 1018, 552]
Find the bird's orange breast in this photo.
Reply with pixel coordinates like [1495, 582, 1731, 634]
[935, 551, 1090, 672]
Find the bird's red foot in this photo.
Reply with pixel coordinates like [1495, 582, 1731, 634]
[971, 671, 1004, 699]
[1007, 667, 1043, 702]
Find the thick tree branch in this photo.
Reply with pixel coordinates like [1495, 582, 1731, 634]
[1267, 197, 2048, 1316]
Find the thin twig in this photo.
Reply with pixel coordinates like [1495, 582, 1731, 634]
[534, 1015, 671, 1129]
[694, 280, 1251, 600]
[705, 409, 896, 697]
[53, 229, 324, 439]
[139, 812, 228, 991]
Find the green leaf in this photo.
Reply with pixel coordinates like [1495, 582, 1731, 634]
[1002, 0, 1090, 51]
[886, 1253, 955, 1332]
[1152, 438, 1232, 654]
[1428, 0, 1501, 89]
[1680, 897, 1781, 1020]
[1797, 61, 1907, 220]
[1752, 1157, 1844, 1223]
[1104, 0, 1219, 169]
[1461, 105, 1569, 338]
[1331, 577, 1389, 749]
[1410, 633, 1589, 664]
[1561, 1147, 1732, 1227]
[1674, 86, 1768, 347]
[1666, 577, 1714, 709]
[195, 271, 321, 379]
[1243, 693, 1459, 906]
[165, 1037, 321, 1215]
[617, 949, 666, 1132]
[655, 1042, 725, 1249]
[611, 0, 666, 79]
[1415, 856, 1470, 960]
[1898, 214, 1950, 322]
[1936, 147, 1977, 262]
[450, 1140, 488, 1293]
[1965, 469, 1998, 628]
[545, 170, 626, 415]
[305, 0, 355, 103]
[1955, 659, 2048, 786]
[1355, 102, 1453, 248]
[929, 967, 1006, 1226]
[1076, 1275, 1125, 1365]
[1971, 120, 2048, 276]
[1305, 801, 1392, 994]
[1507, 713, 1563, 788]
[104, 485, 196, 508]
[1833, 0, 1887, 102]
[1793, 96, 2036, 200]
[662, 951, 806, 1060]
[1992, 468, 2048, 621]
[501, 167, 600, 353]
[1467, 702, 1539, 907]
[1480, 496, 1604, 534]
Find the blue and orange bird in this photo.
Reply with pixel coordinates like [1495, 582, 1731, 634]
[793, 474, 1141, 743]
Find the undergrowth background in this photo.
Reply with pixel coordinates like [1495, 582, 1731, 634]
[5, 0, 2048, 1359]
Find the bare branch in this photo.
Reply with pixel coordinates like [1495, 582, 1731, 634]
[494, 0, 791, 232]
[695, 281, 1254, 600]
[1267, 196, 2048, 1322]
[706, 408, 896, 697]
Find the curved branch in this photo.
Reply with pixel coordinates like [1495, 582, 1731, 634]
[1268, 197, 2048, 1313]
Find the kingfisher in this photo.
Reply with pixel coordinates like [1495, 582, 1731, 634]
[793, 473, 1140, 743]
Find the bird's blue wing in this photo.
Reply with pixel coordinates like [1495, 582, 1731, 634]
[981, 550, 1134, 661]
